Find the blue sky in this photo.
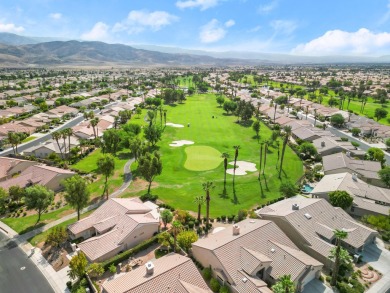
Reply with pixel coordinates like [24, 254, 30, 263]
[0, 0, 389, 55]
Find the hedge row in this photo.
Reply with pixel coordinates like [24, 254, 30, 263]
[100, 235, 159, 270]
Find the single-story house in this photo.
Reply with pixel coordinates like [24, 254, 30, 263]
[0, 157, 38, 181]
[322, 153, 383, 187]
[68, 198, 160, 262]
[192, 219, 323, 293]
[310, 173, 390, 216]
[102, 253, 212, 293]
[257, 198, 378, 268]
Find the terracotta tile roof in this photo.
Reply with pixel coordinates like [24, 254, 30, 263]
[103, 254, 212, 293]
[257, 198, 377, 258]
[193, 219, 321, 285]
[0, 157, 36, 178]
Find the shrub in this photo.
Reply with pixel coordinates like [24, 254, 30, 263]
[66, 281, 72, 290]
[140, 193, 158, 202]
[368, 265, 373, 271]
[219, 285, 230, 293]
[325, 276, 331, 283]
[188, 221, 194, 229]
[202, 267, 212, 281]
[237, 209, 248, 221]
[109, 264, 116, 274]
[210, 278, 221, 293]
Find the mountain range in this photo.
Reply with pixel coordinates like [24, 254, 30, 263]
[0, 32, 389, 66]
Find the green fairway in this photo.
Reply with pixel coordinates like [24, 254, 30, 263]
[184, 145, 222, 171]
[125, 93, 303, 217]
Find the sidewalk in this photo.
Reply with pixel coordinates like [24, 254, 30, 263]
[0, 156, 134, 293]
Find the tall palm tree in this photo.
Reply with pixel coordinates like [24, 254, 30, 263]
[171, 220, 183, 253]
[330, 229, 348, 286]
[262, 141, 269, 175]
[64, 128, 73, 159]
[221, 153, 230, 188]
[258, 142, 264, 179]
[202, 181, 215, 228]
[90, 117, 99, 140]
[51, 131, 64, 159]
[233, 145, 241, 184]
[61, 130, 67, 157]
[313, 108, 317, 126]
[278, 126, 292, 179]
[194, 196, 205, 222]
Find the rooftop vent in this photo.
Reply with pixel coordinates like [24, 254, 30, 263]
[352, 173, 358, 181]
[145, 261, 154, 275]
[270, 248, 275, 253]
[304, 213, 312, 219]
[321, 141, 326, 147]
[233, 224, 240, 236]
[292, 203, 300, 210]
[242, 277, 248, 283]
[346, 151, 351, 158]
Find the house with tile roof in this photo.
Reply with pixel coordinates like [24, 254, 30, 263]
[310, 172, 390, 216]
[0, 163, 75, 192]
[0, 157, 38, 181]
[68, 198, 160, 262]
[102, 253, 212, 293]
[23, 136, 79, 159]
[312, 136, 366, 158]
[257, 198, 377, 268]
[322, 153, 383, 187]
[192, 219, 322, 293]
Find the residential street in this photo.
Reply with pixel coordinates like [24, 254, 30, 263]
[0, 231, 54, 293]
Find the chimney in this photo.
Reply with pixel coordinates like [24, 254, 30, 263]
[321, 141, 325, 147]
[233, 224, 240, 236]
[352, 173, 357, 181]
[145, 261, 154, 275]
[292, 203, 300, 210]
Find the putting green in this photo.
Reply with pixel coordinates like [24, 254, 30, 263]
[184, 146, 223, 171]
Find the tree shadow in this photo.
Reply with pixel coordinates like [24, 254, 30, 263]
[262, 174, 270, 191]
[258, 176, 266, 198]
[19, 222, 45, 235]
[219, 186, 229, 199]
[237, 120, 253, 128]
[117, 152, 132, 160]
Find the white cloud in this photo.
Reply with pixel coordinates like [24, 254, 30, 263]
[258, 0, 278, 14]
[113, 10, 178, 34]
[270, 20, 297, 35]
[176, 0, 219, 11]
[49, 13, 62, 20]
[248, 25, 261, 33]
[0, 22, 24, 33]
[225, 19, 235, 28]
[292, 28, 390, 56]
[199, 19, 227, 43]
[81, 22, 109, 41]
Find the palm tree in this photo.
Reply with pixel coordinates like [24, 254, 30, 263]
[330, 229, 348, 286]
[278, 126, 292, 179]
[64, 128, 73, 159]
[90, 118, 99, 140]
[221, 153, 230, 188]
[202, 181, 215, 228]
[272, 274, 295, 293]
[258, 142, 264, 179]
[61, 130, 67, 157]
[313, 108, 317, 126]
[263, 141, 268, 175]
[233, 145, 241, 184]
[171, 220, 183, 253]
[194, 196, 205, 222]
[51, 131, 64, 159]
[163, 110, 167, 127]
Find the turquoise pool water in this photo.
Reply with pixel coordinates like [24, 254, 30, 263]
[302, 184, 314, 193]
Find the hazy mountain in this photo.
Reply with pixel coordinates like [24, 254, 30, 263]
[0, 40, 259, 67]
[0, 32, 66, 46]
[133, 44, 390, 64]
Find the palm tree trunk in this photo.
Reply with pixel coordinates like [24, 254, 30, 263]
[331, 240, 341, 286]
[263, 144, 268, 175]
[259, 144, 263, 178]
[197, 205, 201, 222]
[206, 198, 210, 226]
[148, 181, 152, 194]
[279, 140, 287, 178]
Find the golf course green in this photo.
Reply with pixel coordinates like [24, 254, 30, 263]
[184, 146, 222, 171]
[126, 93, 303, 217]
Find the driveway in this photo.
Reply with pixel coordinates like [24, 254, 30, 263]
[0, 231, 54, 293]
[302, 279, 334, 293]
[362, 241, 390, 293]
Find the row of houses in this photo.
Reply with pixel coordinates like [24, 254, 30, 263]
[72, 196, 377, 293]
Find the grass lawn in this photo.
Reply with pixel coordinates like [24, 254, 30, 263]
[22, 136, 37, 143]
[1, 205, 72, 234]
[124, 93, 303, 217]
[28, 209, 95, 245]
[184, 145, 222, 171]
[71, 148, 132, 197]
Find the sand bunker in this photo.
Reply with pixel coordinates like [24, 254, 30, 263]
[169, 140, 194, 147]
[166, 122, 184, 128]
[226, 161, 257, 175]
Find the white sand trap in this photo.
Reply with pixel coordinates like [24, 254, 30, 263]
[226, 161, 257, 175]
[169, 140, 194, 147]
[166, 122, 184, 128]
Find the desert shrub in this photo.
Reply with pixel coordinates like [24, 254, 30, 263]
[202, 267, 212, 281]
[210, 278, 221, 293]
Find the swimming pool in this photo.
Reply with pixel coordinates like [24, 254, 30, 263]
[302, 184, 314, 193]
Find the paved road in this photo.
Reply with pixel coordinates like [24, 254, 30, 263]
[0, 232, 54, 293]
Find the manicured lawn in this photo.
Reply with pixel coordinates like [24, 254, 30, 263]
[2, 205, 71, 234]
[71, 148, 132, 197]
[22, 136, 37, 143]
[27, 209, 95, 245]
[124, 93, 303, 217]
[184, 145, 222, 171]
